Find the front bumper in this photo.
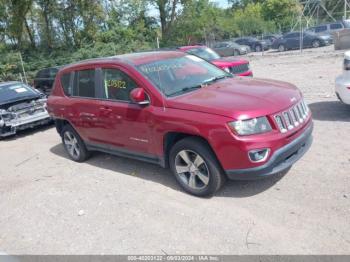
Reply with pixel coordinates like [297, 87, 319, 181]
[335, 75, 350, 104]
[238, 70, 253, 77]
[0, 111, 51, 137]
[225, 122, 313, 180]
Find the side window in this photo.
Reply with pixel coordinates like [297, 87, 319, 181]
[330, 23, 342, 30]
[38, 69, 48, 78]
[61, 73, 72, 96]
[49, 68, 58, 78]
[102, 68, 137, 102]
[315, 25, 327, 33]
[73, 69, 96, 98]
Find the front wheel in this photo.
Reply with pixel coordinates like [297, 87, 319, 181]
[278, 44, 286, 52]
[255, 45, 262, 52]
[169, 137, 226, 197]
[312, 40, 320, 48]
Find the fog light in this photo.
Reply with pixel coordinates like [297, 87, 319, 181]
[248, 148, 270, 163]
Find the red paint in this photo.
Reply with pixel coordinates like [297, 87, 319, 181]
[48, 51, 312, 173]
[178, 46, 253, 77]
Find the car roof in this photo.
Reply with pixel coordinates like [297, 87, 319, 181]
[61, 51, 187, 71]
[178, 45, 206, 51]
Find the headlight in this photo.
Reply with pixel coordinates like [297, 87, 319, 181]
[228, 117, 272, 136]
[223, 67, 230, 73]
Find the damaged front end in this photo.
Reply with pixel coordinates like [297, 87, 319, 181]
[0, 98, 52, 138]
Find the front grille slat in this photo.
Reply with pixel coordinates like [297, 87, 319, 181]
[230, 63, 249, 74]
[274, 99, 310, 133]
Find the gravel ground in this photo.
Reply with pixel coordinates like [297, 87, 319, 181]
[0, 45, 350, 255]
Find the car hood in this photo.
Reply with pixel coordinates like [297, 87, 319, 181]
[0, 94, 41, 109]
[166, 77, 302, 119]
[211, 57, 248, 68]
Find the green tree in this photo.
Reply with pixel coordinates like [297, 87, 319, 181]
[261, 0, 302, 32]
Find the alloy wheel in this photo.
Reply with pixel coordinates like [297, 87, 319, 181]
[174, 150, 210, 190]
[278, 45, 285, 52]
[312, 40, 320, 48]
[63, 131, 81, 159]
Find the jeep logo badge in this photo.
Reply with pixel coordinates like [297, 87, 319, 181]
[290, 97, 297, 103]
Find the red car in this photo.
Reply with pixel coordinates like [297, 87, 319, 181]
[48, 51, 313, 197]
[178, 45, 253, 77]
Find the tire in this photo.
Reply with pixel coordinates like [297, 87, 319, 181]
[169, 137, 226, 197]
[312, 40, 320, 48]
[255, 45, 262, 52]
[61, 124, 90, 162]
[278, 44, 286, 52]
[233, 49, 239, 56]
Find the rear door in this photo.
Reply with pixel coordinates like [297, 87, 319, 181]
[66, 68, 104, 142]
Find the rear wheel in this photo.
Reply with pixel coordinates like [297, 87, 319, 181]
[169, 137, 226, 197]
[61, 125, 90, 162]
[278, 44, 286, 52]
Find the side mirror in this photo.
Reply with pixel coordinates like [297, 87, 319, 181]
[130, 88, 150, 105]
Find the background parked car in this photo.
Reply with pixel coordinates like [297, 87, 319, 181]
[0, 81, 51, 138]
[212, 41, 250, 56]
[272, 31, 332, 52]
[234, 37, 270, 52]
[33, 67, 60, 95]
[178, 45, 253, 76]
[261, 34, 281, 46]
[305, 20, 350, 38]
[335, 50, 350, 105]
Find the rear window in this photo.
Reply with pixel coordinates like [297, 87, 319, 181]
[73, 69, 96, 98]
[330, 23, 343, 30]
[315, 25, 327, 33]
[60, 73, 72, 96]
[37, 69, 49, 78]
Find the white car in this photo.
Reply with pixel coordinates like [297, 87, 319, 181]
[335, 51, 350, 104]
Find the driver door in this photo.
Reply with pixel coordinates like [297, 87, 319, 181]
[94, 67, 154, 155]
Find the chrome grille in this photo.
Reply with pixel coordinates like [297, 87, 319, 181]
[229, 63, 249, 74]
[274, 99, 310, 133]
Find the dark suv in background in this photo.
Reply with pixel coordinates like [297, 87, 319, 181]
[272, 31, 332, 52]
[234, 37, 270, 52]
[34, 67, 60, 95]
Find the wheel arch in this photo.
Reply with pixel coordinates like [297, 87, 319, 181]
[162, 132, 223, 171]
[54, 118, 75, 136]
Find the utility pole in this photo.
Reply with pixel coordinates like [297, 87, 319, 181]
[345, 0, 347, 19]
[18, 52, 28, 85]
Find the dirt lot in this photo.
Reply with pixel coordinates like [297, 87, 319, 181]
[1, 46, 350, 255]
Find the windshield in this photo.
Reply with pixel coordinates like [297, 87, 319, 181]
[137, 55, 232, 97]
[185, 47, 221, 61]
[0, 83, 39, 104]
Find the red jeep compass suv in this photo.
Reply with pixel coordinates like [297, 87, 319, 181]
[48, 51, 313, 197]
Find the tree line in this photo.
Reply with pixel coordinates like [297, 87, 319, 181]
[0, 0, 344, 81]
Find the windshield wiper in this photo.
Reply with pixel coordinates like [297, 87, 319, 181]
[167, 75, 231, 97]
[168, 85, 202, 97]
[202, 75, 230, 85]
